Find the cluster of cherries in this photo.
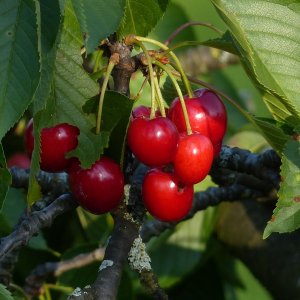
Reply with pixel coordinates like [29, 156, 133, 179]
[22, 88, 226, 221]
[24, 120, 124, 214]
[128, 88, 227, 222]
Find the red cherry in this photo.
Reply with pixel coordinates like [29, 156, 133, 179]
[127, 117, 179, 167]
[68, 157, 124, 214]
[25, 119, 79, 172]
[174, 133, 214, 185]
[131, 105, 168, 120]
[7, 153, 31, 169]
[168, 89, 227, 145]
[131, 105, 151, 120]
[213, 141, 222, 158]
[142, 168, 194, 222]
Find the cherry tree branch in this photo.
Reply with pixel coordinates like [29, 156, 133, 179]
[0, 194, 77, 261]
[24, 247, 105, 296]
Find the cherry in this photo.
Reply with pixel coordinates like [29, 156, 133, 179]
[68, 157, 124, 214]
[174, 133, 213, 185]
[25, 119, 79, 172]
[142, 168, 194, 222]
[131, 105, 151, 119]
[130, 105, 168, 120]
[127, 117, 178, 167]
[7, 152, 31, 169]
[168, 88, 227, 145]
[213, 141, 222, 158]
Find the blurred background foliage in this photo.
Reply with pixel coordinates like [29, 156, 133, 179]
[1, 0, 274, 299]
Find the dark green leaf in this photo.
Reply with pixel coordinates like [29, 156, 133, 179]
[252, 117, 289, 153]
[202, 30, 237, 54]
[72, 0, 126, 53]
[58, 244, 99, 287]
[118, 0, 169, 38]
[264, 131, 300, 238]
[0, 0, 40, 140]
[161, 77, 198, 106]
[27, 0, 62, 204]
[212, 0, 300, 123]
[81, 91, 134, 164]
[0, 284, 14, 300]
[150, 2, 197, 45]
[33, 0, 110, 170]
[148, 211, 213, 288]
[0, 144, 11, 212]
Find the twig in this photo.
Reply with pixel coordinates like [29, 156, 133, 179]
[68, 206, 140, 300]
[0, 194, 77, 261]
[213, 146, 280, 188]
[24, 247, 105, 296]
[10, 167, 69, 196]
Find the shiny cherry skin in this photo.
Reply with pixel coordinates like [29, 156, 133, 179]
[25, 119, 79, 172]
[174, 133, 214, 185]
[127, 117, 179, 167]
[68, 157, 124, 214]
[7, 152, 31, 169]
[168, 88, 227, 145]
[142, 168, 194, 222]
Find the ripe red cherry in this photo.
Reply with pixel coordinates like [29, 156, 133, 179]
[168, 88, 227, 145]
[127, 117, 179, 167]
[131, 105, 151, 120]
[7, 153, 31, 169]
[213, 141, 222, 158]
[130, 105, 168, 120]
[142, 168, 194, 222]
[25, 119, 79, 172]
[174, 133, 213, 185]
[68, 157, 124, 214]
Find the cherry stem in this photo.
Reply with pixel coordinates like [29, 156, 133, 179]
[133, 75, 149, 101]
[93, 49, 104, 73]
[136, 41, 156, 119]
[154, 60, 192, 135]
[153, 72, 166, 117]
[164, 21, 223, 46]
[171, 70, 255, 124]
[96, 54, 119, 134]
[134, 36, 194, 99]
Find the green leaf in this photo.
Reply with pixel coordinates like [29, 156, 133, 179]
[58, 244, 99, 287]
[0, 144, 11, 212]
[211, 0, 300, 123]
[118, 0, 169, 38]
[81, 91, 134, 164]
[0, 284, 14, 300]
[227, 130, 268, 153]
[148, 209, 215, 288]
[202, 31, 237, 54]
[0, 0, 40, 140]
[35, 0, 110, 169]
[251, 117, 289, 153]
[72, 0, 126, 53]
[161, 76, 198, 106]
[264, 132, 300, 238]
